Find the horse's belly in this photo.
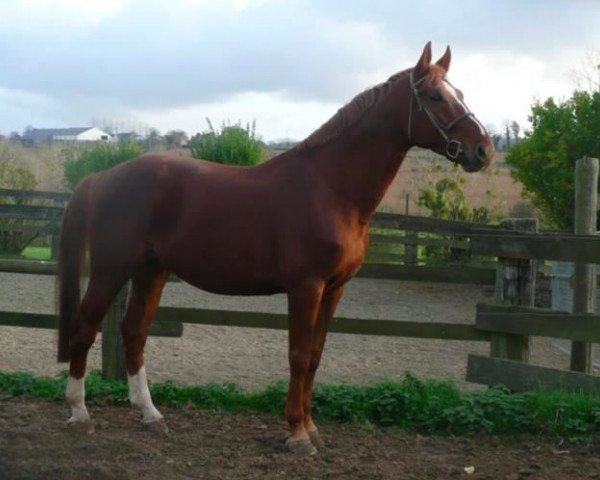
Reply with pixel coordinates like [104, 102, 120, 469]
[177, 270, 284, 296]
[160, 246, 284, 296]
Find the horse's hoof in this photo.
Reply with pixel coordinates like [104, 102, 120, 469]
[286, 437, 317, 456]
[144, 418, 169, 435]
[67, 418, 95, 434]
[308, 430, 324, 449]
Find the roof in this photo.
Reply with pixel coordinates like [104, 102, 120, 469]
[23, 127, 95, 141]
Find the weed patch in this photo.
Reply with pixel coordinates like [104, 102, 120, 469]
[2, 371, 600, 442]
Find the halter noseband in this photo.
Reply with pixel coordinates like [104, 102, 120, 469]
[407, 70, 475, 160]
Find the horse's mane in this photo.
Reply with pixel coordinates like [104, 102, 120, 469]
[295, 68, 411, 151]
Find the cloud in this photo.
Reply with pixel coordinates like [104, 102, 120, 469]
[0, 0, 599, 138]
[128, 91, 339, 140]
[449, 49, 577, 130]
[0, 0, 399, 110]
[0, 0, 127, 28]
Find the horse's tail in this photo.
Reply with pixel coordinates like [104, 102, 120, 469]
[57, 177, 93, 362]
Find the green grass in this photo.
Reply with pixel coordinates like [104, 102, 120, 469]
[21, 246, 51, 260]
[2, 371, 600, 443]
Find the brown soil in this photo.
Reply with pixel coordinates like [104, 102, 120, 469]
[1, 396, 599, 480]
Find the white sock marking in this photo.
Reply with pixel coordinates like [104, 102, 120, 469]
[65, 376, 90, 423]
[127, 366, 163, 423]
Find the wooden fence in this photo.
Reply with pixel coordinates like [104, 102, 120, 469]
[0, 188, 69, 259]
[1, 158, 600, 391]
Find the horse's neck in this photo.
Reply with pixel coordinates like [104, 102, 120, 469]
[309, 122, 409, 222]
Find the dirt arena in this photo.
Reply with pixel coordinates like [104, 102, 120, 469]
[2, 396, 600, 480]
[1, 272, 598, 479]
[0, 272, 574, 390]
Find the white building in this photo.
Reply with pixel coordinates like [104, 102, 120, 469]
[23, 127, 112, 144]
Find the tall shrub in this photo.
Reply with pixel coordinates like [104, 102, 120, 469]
[189, 119, 264, 166]
[506, 91, 600, 230]
[63, 141, 144, 190]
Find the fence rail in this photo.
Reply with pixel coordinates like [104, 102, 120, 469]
[1, 163, 600, 391]
[0, 310, 183, 338]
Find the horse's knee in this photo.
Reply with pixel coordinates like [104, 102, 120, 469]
[289, 349, 311, 375]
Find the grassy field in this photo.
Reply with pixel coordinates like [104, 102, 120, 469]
[380, 149, 531, 220]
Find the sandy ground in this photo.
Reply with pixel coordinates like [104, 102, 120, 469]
[2, 396, 600, 480]
[0, 272, 574, 391]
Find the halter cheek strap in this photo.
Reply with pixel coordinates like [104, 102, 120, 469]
[407, 70, 475, 160]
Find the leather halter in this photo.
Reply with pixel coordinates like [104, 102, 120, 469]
[407, 70, 475, 160]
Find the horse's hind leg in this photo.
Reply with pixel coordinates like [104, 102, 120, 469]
[121, 265, 169, 432]
[66, 272, 128, 433]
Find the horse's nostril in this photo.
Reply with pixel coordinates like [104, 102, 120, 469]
[476, 143, 487, 162]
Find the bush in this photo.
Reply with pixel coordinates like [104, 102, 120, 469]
[506, 91, 600, 230]
[508, 200, 540, 219]
[189, 119, 264, 166]
[63, 141, 144, 190]
[417, 177, 492, 261]
[417, 177, 491, 223]
[0, 142, 38, 255]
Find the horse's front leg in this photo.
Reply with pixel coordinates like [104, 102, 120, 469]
[303, 285, 344, 447]
[285, 280, 324, 456]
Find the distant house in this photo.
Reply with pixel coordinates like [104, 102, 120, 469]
[22, 127, 112, 145]
[114, 131, 143, 143]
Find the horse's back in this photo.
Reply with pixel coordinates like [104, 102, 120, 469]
[78, 152, 365, 294]
[81, 153, 288, 290]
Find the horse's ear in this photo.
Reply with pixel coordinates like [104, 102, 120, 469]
[435, 45, 451, 72]
[414, 41, 432, 76]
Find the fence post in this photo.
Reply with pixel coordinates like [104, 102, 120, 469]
[490, 218, 538, 362]
[403, 193, 418, 265]
[101, 282, 130, 380]
[50, 198, 63, 260]
[570, 156, 598, 373]
[50, 233, 59, 260]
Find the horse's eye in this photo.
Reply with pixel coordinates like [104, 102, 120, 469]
[429, 93, 443, 102]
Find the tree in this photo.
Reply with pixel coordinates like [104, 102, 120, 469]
[510, 121, 520, 144]
[571, 48, 600, 93]
[486, 124, 503, 152]
[506, 90, 600, 229]
[164, 130, 188, 149]
[146, 128, 164, 150]
[491, 133, 503, 151]
[503, 120, 511, 150]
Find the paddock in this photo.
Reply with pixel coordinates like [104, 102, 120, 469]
[1, 160, 599, 476]
[2, 272, 600, 478]
[0, 272, 582, 390]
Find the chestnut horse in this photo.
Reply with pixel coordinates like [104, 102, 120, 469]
[57, 42, 493, 455]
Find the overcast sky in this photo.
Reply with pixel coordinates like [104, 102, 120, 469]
[1, 0, 599, 141]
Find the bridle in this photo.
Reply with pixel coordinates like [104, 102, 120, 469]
[407, 69, 475, 160]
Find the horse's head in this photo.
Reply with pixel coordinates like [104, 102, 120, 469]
[406, 42, 494, 172]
